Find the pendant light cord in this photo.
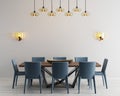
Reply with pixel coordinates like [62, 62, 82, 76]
[76, 0, 78, 7]
[51, 0, 53, 11]
[60, 0, 61, 7]
[68, 0, 70, 11]
[43, 0, 45, 7]
[34, 0, 35, 11]
[85, 0, 86, 11]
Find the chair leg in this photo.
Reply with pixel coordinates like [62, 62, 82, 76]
[78, 76, 81, 94]
[87, 79, 89, 86]
[51, 77, 54, 94]
[102, 75, 105, 86]
[103, 73, 108, 89]
[15, 75, 18, 86]
[88, 79, 92, 90]
[24, 78, 27, 94]
[30, 79, 33, 86]
[12, 74, 16, 89]
[93, 76, 96, 94]
[28, 79, 32, 88]
[65, 77, 69, 94]
[39, 78, 42, 93]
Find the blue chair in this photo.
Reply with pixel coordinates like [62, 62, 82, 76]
[32, 57, 45, 62]
[11, 59, 25, 89]
[24, 62, 42, 93]
[95, 58, 108, 89]
[51, 62, 69, 94]
[78, 62, 96, 94]
[74, 57, 88, 76]
[53, 57, 66, 60]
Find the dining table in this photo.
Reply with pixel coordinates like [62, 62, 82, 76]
[19, 59, 101, 88]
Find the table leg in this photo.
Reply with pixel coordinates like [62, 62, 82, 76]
[42, 66, 79, 88]
[71, 71, 79, 88]
[54, 67, 79, 88]
[42, 67, 62, 87]
[41, 67, 48, 87]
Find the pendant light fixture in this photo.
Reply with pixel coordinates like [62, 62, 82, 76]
[48, 0, 56, 16]
[65, 0, 72, 16]
[73, 0, 81, 12]
[39, 0, 48, 12]
[30, 0, 39, 16]
[56, 0, 64, 12]
[81, 0, 89, 16]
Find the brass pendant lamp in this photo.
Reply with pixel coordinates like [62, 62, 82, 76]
[73, 0, 81, 12]
[56, 0, 64, 12]
[48, 0, 56, 16]
[65, 0, 72, 16]
[81, 0, 89, 16]
[39, 0, 48, 12]
[30, 0, 39, 16]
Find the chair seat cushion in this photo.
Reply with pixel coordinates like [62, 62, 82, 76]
[95, 71, 103, 75]
[17, 71, 25, 75]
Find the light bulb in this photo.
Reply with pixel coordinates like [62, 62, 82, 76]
[81, 11, 89, 16]
[65, 11, 73, 16]
[48, 11, 56, 16]
[39, 6, 48, 12]
[30, 11, 39, 16]
[56, 6, 64, 12]
[73, 6, 81, 12]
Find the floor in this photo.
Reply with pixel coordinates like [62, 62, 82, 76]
[0, 77, 120, 96]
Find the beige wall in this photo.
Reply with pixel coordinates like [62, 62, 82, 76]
[0, 0, 119, 78]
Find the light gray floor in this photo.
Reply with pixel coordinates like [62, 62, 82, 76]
[0, 77, 120, 96]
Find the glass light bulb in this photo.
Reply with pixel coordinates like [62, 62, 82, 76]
[48, 11, 56, 16]
[95, 32, 104, 41]
[65, 11, 73, 16]
[56, 7, 64, 12]
[30, 11, 39, 16]
[73, 7, 81, 12]
[81, 11, 89, 16]
[39, 6, 48, 12]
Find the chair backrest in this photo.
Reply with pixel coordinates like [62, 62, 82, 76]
[24, 62, 41, 79]
[53, 57, 67, 60]
[79, 62, 96, 79]
[101, 58, 108, 73]
[11, 59, 19, 72]
[75, 57, 88, 62]
[32, 57, 45, 63]
[52, 62, 68, 79]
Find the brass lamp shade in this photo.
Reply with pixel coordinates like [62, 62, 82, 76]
[65, 11, 73, 16]
[14, 32, 25, 41]
[95, 32, 104, 41]
[48, 11, 56, 16]
[39, 6, 48, 12]
[81, 11, 89, 16]
[73, 7, 81, 12]
[56, 7, 64, 12]
[30, 11, 39, 16]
